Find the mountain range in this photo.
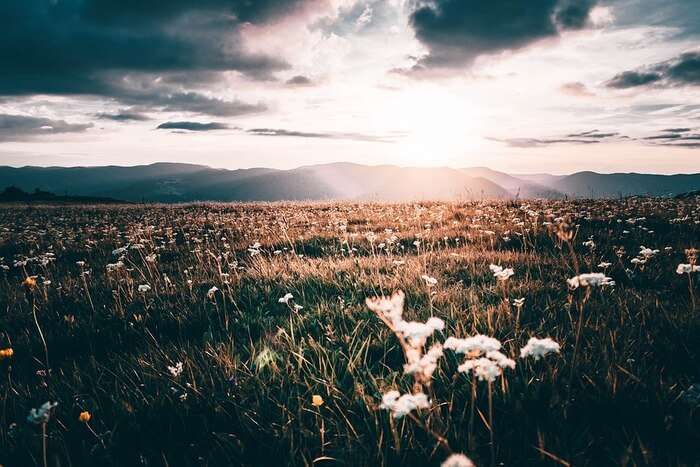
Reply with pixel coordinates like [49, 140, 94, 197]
[0, 162, 698, 202]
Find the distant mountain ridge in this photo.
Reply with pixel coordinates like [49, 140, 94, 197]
[0, 162, 698, 202]
[0, 186, 125, 204]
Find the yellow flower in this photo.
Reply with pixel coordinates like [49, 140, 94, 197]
[0, 348, 13, 360]
[79, 411, 91, 423]
[22, 276, 37, 290]
[312, 394, 324, 407]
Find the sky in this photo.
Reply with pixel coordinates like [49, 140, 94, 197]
[0, 0, 699, 174]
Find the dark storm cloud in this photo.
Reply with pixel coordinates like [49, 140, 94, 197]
[553, 0, 598, 29]
[606, 50, 700, 89]
[606, 71, 663, 88]
[97, 112, 150, 122]
[643, 134, 682, 140]
[286, 75, 314, 86]
[119, 91, 267, 117]
[0, 114, 92, 142]
[406, 0, 600, 70]
[80, 0, 307, 25]
[663, 128, 692, 133]
[75, 76, 268, 116]
[641, 130, 700, 148]
[157, 121, 230, 131]
[0, 0, 310, 111]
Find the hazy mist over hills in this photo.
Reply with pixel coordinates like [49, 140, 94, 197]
[0, 163, 699, 202]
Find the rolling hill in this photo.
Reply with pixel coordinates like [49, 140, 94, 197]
[0, 162, 698, 202]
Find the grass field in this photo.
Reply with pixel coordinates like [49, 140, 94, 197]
[1, 199, 699, 467]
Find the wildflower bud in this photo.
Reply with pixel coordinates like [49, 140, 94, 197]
[311, 395, 324, 407]
[0, 348, 13, 360]
[79, 411, 91, 423]
[22, 276, 37, 290]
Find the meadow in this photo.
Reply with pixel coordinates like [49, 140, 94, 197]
[0, 198, 699, 467]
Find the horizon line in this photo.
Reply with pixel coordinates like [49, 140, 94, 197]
[1, 161, 699, 177]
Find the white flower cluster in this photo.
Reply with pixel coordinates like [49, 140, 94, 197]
[631, 245, 660, 265]
[367, 291, 445, 383]
[248, 242, 262, 256]
[520, 337, 561, 361]
[677, 263, 700, 274]
[489, 264, 514, 281]
[638, 246, 659, 258]
[366, 291, 406, 327]
[445, 335, 515, 382]
[106, 261, 125, 272]
[168, 361, 184, 377]
[441, 453, 475, 467]
[457, 350, 516, 382]
[567, 273, 614, 289]
[379, 390, 430, 418]
[444, 335, 501, 354]
[421, 274, 438, 286]
[396, 317, 445, 347]
[403, 343, 443, 380]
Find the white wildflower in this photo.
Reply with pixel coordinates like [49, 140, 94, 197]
[403, 344, 443, 380]
[278, 293, 294, 304]
[489, 264, 514, 281]
[677, 263, 700, 274]
[106, 261, 124, 272]
[444, 335, 501, 355]
[366, 291, 405, 327]
[396, 318, 444, 347]
[567, 273, 614, 289]
[638, 246, 659, 258]
[485, 350, 516, 369]
[168, 361, 184, 377]
[520, 337, 561, 360]
[379, 391, 430, 418]
[421, 274, 438, 286]
[441, 453, 475, 467]
[458, 357, 503, 382]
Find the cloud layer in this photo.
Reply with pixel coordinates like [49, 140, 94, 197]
[0, 114, 92, 142]
[407, 0, 601, 70]
[157, 121, 230, 131]
[606, 50, 700, 88]
[0, 0, 311, 115]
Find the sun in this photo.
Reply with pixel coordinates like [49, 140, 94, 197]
[373, 83, 484, 166]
